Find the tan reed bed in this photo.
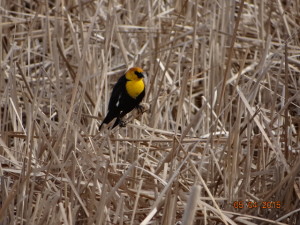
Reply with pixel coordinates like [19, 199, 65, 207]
[0, 1, 300, 224]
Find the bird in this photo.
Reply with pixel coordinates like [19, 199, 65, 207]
[99, 67, 145, 130]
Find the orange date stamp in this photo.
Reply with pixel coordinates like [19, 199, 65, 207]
[233, 200, 281, 209]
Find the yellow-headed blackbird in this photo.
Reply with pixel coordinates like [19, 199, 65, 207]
[99, 67, 145, 129]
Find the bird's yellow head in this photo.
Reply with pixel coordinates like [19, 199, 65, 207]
[125, 67, 144, 81]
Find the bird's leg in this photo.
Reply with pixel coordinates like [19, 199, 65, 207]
[135, 104, 145, 114]
[119, 120, 127, 127]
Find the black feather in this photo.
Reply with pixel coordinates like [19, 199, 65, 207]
[99, 74, 145, 130]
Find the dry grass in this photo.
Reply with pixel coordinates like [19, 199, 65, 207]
[1, 0, 300, 224]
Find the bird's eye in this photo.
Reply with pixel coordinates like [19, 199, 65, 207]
[134, 71, 144, 78]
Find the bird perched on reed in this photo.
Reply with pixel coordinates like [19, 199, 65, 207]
[99, 67, 145, 130]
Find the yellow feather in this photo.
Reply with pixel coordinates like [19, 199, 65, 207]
[124, 67, 145, 99]
[126, 79, 144, 99]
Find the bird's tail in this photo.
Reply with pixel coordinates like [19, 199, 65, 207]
[99, 122, 104, 130]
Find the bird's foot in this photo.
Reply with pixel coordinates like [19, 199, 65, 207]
[136, 105, 145, 114]
[119, 120, 127, 127]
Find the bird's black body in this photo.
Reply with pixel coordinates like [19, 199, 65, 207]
[99, 68, 145, 129]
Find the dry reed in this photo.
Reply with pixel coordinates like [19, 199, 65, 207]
[1, 0, 300, 224]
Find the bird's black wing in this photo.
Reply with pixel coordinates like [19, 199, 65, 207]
[99, 75, 126, 129]
[108, 75, 126, 111]
[136, 88, 145, 105]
